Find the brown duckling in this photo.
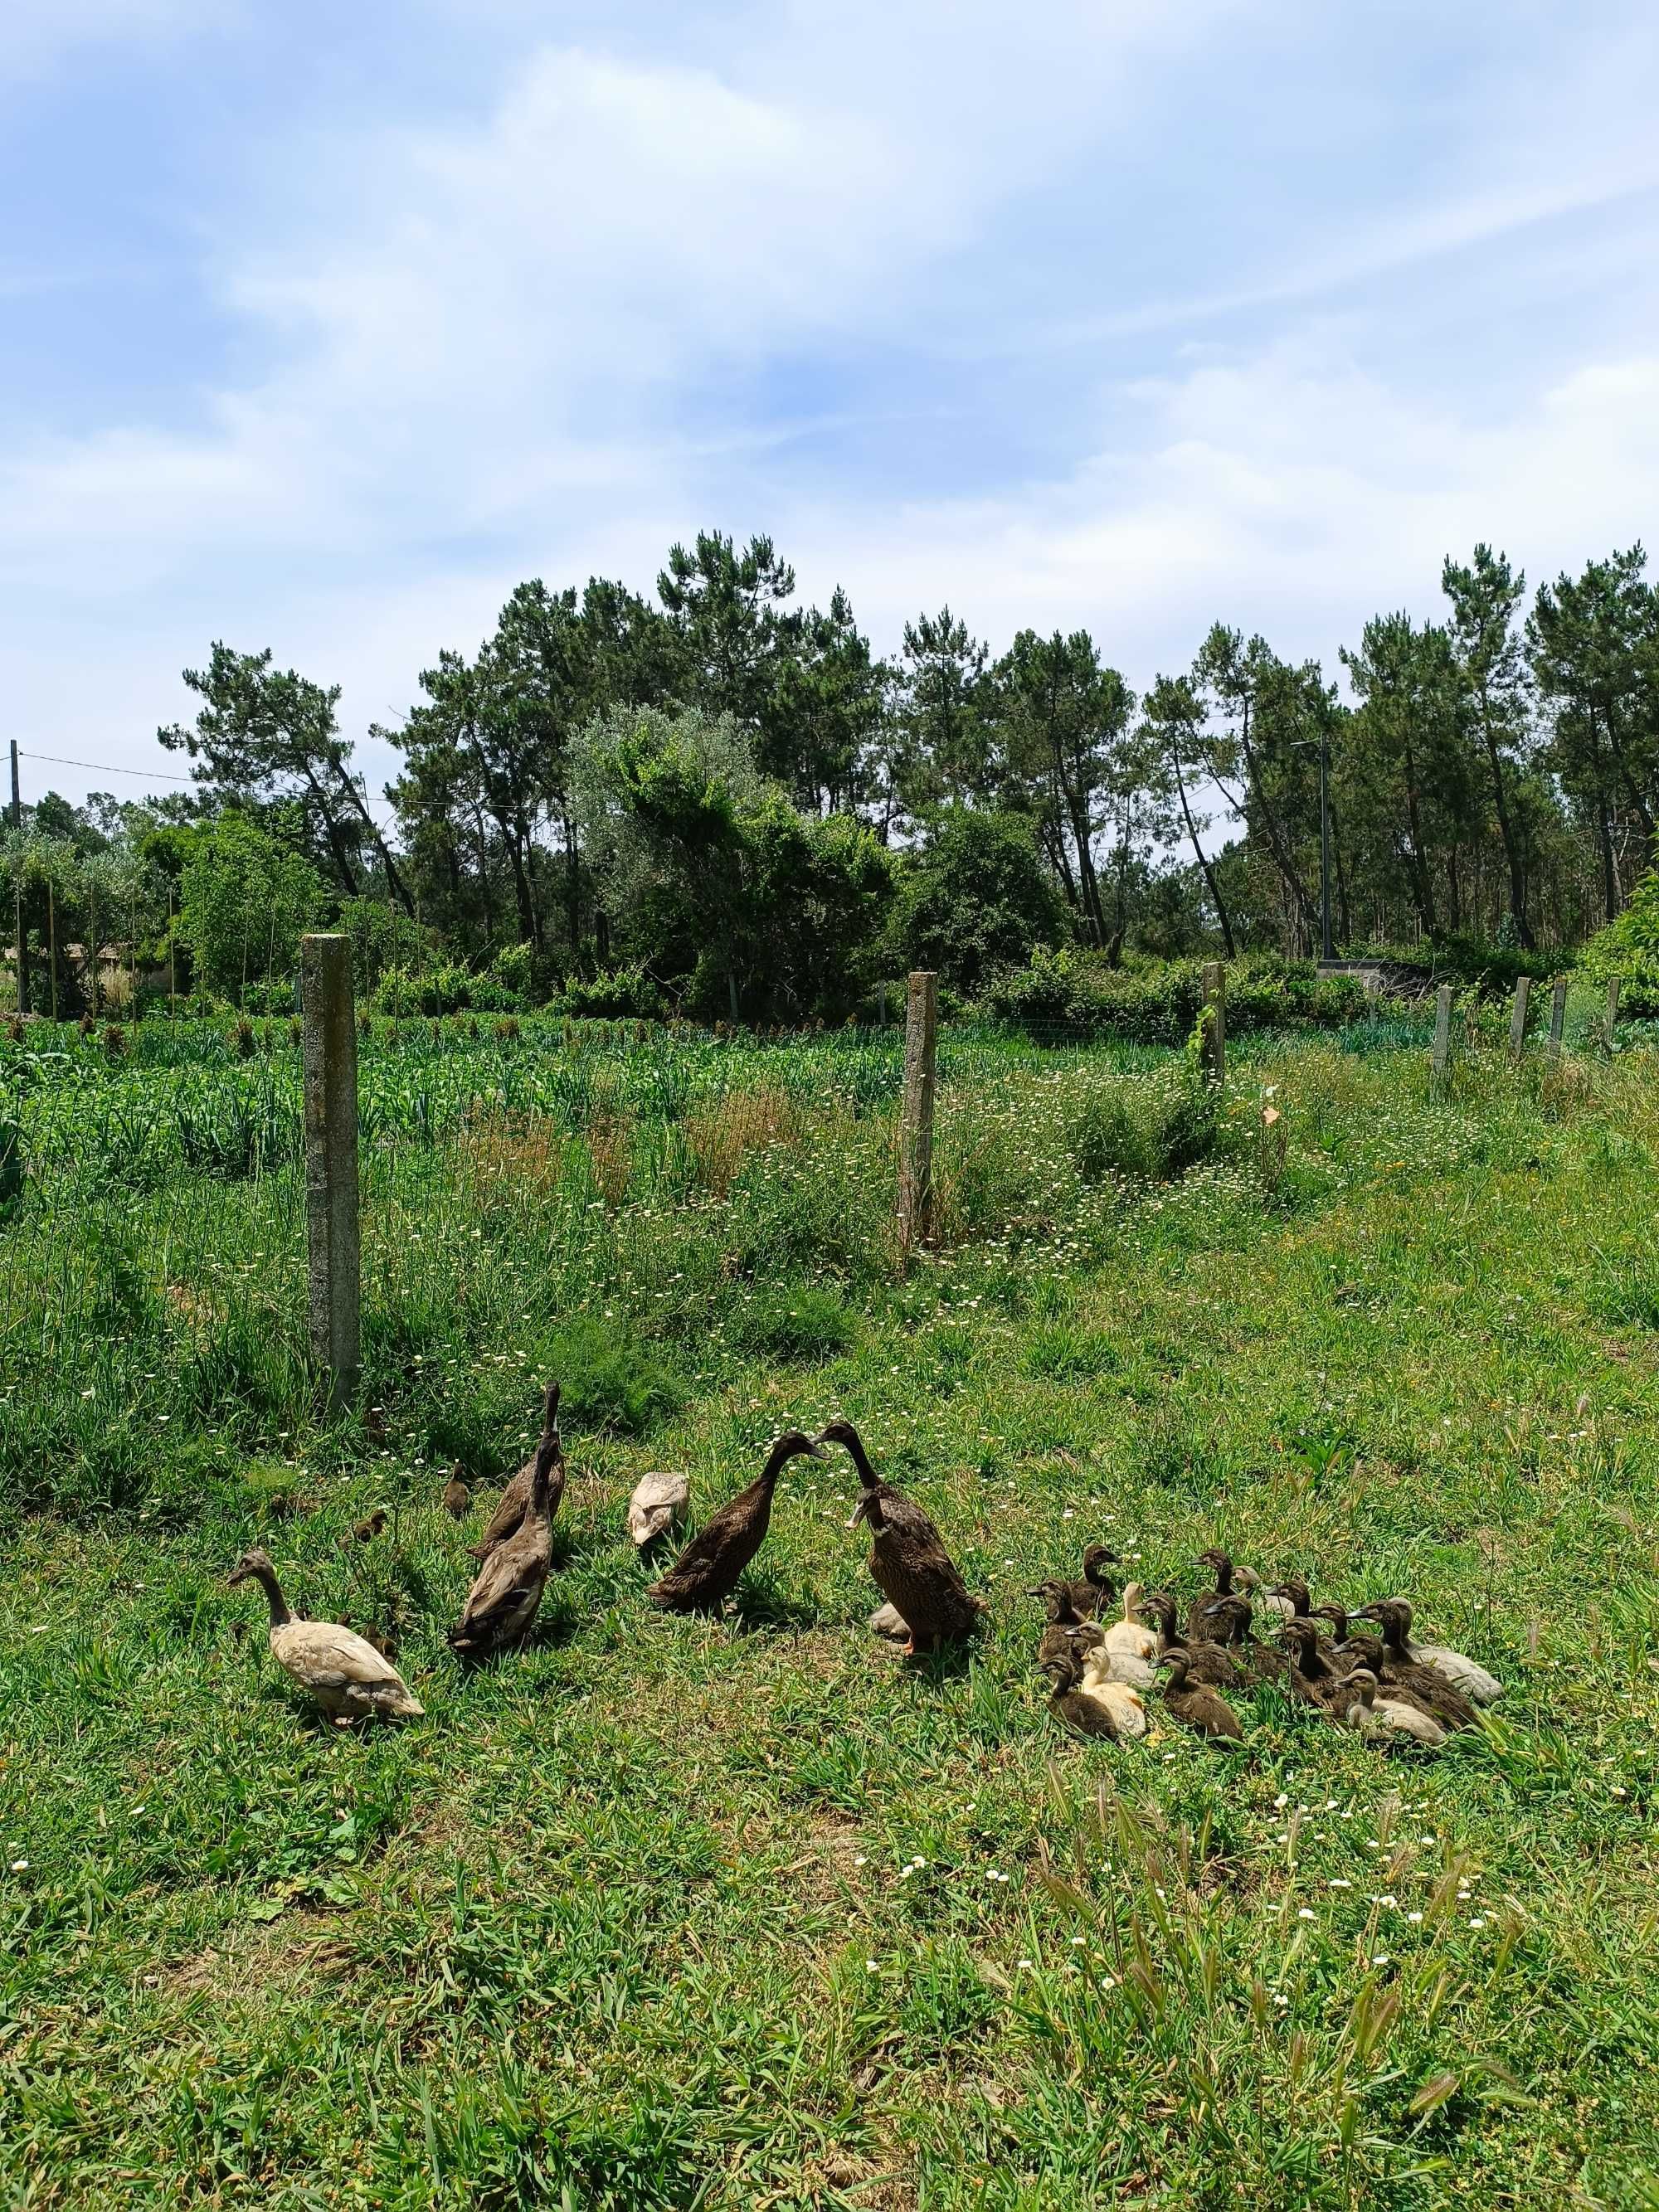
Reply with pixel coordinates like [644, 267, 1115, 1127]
[353, 1508, 387, 1544]
[1200, 1594, 1289, 1684]
[470, 1382, 562, 1563]
[1355, 1598, 1502, 1707]
[1138, 1592, 1244, 1688]
[441, 1467, 472, 1518]
[1277, 1618, 1353, 1709]
[1336, 1666, 1446, 1748]
[1188, 1548, 1241, 1643]
[818, 1418, 984, 1655]
[1029, 1579, 1091, 1674]
[229, 1548, 422, 1722]
[449, 1427, 559, 1655]
[1266, 1576, 1313, 1623]
[648, 1430, 824, 1613]
[1051, 1545, 1120, 1619]
[1340, 1621, 1477, 1731]
[1043, 1650, 1146, 1740]
[1157, 1650, 1245, 1742]
[1308, 1601, 1350, 1642]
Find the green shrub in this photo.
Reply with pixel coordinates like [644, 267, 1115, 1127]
[1582, 869, 1659, 1015]
[554, 968, 665, 1020]
[985, 946, 1370, 1043]
[0, 1112, 22, 1210]
[547, 1317, 683, 1435]
[1068, 1063, 1219, 1182]
[746, 1285, 857, 1362]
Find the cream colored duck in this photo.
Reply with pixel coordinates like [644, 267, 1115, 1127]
[1336, 1666, 1446, 1748]
[228, 1548, 423, 1723]
[626, 1469, 689, 1549]
[1084, 1580, 1159, 1691]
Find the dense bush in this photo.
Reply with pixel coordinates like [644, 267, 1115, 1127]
[983, 946, 1370, 1043]
[552, 967, 666, 1020]
[1581, 871, 1659, 1015]
[886, 810, 1070, 998]
[1349, 936, 1564, 994]
[369, 961, 525, 1017]
[1067, 1062, 1219, 1182]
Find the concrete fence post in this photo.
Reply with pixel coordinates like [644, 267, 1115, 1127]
[1508, 974, 1530, 1060]
[897, 970, 938, 1264]
[301, 934, 360, 1409]
[1201, 960, 1226, 1087]
[1546, 976, 1568, 1063]
[1604, 975, 1621, 1050]
[1431, 984, 1454, 1093]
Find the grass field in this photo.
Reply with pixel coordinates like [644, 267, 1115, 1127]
[2, 1005, 1657, 2208]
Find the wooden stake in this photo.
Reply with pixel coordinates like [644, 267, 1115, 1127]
[1508, 974, 1530, 1060]
[1431, 984, 1453, 1093]
[301, 935, 361, 1410]
[897, 970, 938, 1264]
[1201, 960, 1226, 1087]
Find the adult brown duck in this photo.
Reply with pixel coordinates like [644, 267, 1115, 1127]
[818, 1417, 985, 1655]
[470, 1383, 563, 1563]
[229, 1548, 423, 1722]
[647, 1431, 824, 1613]
[1157, 1650, 1245, 1742]
[449, 1427, 560, 1655]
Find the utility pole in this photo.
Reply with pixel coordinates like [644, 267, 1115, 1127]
[9, 741, 24, 1018]
[1319, 727, 1334, 963]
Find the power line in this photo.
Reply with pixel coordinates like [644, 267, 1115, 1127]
[15, 748, 401, 813]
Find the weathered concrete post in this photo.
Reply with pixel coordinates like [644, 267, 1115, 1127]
[1604, 975, 1621, 1049]
[301, 934, 360, 1409]
[1431, 984, 1454, 1093]
[1508, 975, 1530, 1060]
[1201, 960, 1226, 1087]
[1546, 976, 1568, 1063]
[897, 970, 938, 1264]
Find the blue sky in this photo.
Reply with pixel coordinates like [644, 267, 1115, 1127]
[3, 0, 1658, 814]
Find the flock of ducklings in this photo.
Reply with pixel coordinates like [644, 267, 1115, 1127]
[227, 1383, 1501, 1750]
[1032, 1545, 1503, 1748]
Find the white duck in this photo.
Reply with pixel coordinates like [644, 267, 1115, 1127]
[1355, 1598, 1503, 1706]
[1337, 1666, 1445, 1748]
[626, 1469, 690, 1548]
[228, 1548, 423, 1723]
[1081, 1583, 1160, 1692]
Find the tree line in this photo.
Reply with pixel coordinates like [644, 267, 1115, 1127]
[6, 527, 1658, 1018]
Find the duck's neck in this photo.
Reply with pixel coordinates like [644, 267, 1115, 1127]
[1214, 1558, 1234, 1595]
[837, 1426, 878, 1486]
[255, 1568, 292, 1629]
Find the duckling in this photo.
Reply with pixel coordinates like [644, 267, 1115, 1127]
[1200, 1594, 1289, 1684]
[1029, 1579, 1091, 1674]
[441, 1467, 472, 1519]
[470, 1383, 562, 1563]
[449, 1427, 559, 1655]
[228, 1548, 422, 1722]
[1336, 1666, 1446, 1748]
[1188, 1548, 1240, 1642]
[1308, 1601, 1350, 1642]
[648, 1431, 824, 1613]
[1157, 1650, 1245, 1742]
[817, 1418, 984, 1655]
[626, 1469, 689, 1549]
[1138, 1592, 1245, 1688]
[1277, 1618, 1353, 1710]
[1090, 1580, 1160, 1690]
[353, 1508, 387, 1544]
[1237, 1566, 1297, 1622]
[1264, 1575, 1312, 1624]
[1354, 1598, 1503, 1706]
[1340, 1617, 1477, 1731]
[1043, 1650, 1146, 1741]
[1051, 1545, 1120, 1619]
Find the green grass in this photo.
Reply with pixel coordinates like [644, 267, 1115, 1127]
[2, 1013, 1658, 2207]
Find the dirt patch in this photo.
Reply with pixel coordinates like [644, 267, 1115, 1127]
[160, 1912, 353, 2006]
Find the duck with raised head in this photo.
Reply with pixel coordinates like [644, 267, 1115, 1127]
[818, 1418, 984, 1655]
[1138, 1592, 1244, 1688]
[648, 1430, 824, 1614]
[1355, 1598, 1502, 1706]
[1308, 1601, 1350, 1643]
[1340, 1616, 1477, 1731]
[1089, 1581, 1159, 1690]
[1265, 1576, 1313, 1625]
[449, 1426, 560, 1655]
[1189, 1549, 1239, 1643]
[228, 1548, 423, 1722]
[471, 1382, 563, 1563]
[1043, 1649, 1147, 1740]
[1200, 1594, 1289, 1684]
[1051, 1545, 1120, 1619]
[1157, 1650, 1245, 1742]
[1277, 1618, 1355, 1709]
[1336, 1666, 1446, 1748]
[1029, 1579, 1091, 1675]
